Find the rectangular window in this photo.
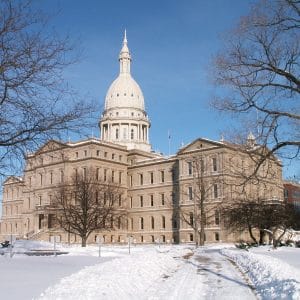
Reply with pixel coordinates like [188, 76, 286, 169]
[215, 211, 220, 225]
[96, 168, 99, 181]
[130, 197, 133, 208]
[188, 162, 193, 175]
[189, 212, 194, 226]
[214, 184, 218, 198]
[150, 172, 154, 184]
[150, 194, 154, 207]
[83, 168, 86, 180]
[188, 186, 193, 200]
[119, 172, 122, 184]
[129, 175, 133, 187]
[112, 153, 115, 159]
[140, 196, 143, 207]
[118, 195, 122, 207]
[96, 150, 100, 156]
[40, 174, 43, 186]
[61, 170, 64, 182]
[84, 150, 87, 157]
[140, 173, 143, 185]
[161, 193, 165, 206]
[161, 170, 165, 183]
[212, 157, 217, 172]
[104, 169, 107, 182]
[112, 170, 115, 182]
[50, 172, 53, 185]
[76, 152, 79, 158]
[104, 152, 108, 158]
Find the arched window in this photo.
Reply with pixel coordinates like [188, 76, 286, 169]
[116, 128, 119, 140]
[189, 212, 194, 226]
[162, 216, 166, 229]
[151, 216, 155, 229]
[131, 129, 134, 140]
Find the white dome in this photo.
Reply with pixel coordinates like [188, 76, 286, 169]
[105, 73, 145, 111]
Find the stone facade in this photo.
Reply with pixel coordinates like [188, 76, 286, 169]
[0, 33, 284, 244]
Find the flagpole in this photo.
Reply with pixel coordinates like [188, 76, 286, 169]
[168, 130, 171, 157]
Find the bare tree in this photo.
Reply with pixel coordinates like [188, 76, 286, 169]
[180, 156, 222, 246]
[0, 0, 93, 177]
[53, 169, 124, 247]
[212, 0, 300, 174]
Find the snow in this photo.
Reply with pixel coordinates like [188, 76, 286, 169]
[221, 246, 300, 300]
[0, 240, 299, 299]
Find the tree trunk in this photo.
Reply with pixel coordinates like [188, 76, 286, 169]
[259, 229, 265, 245]
[248, 225, 258, 244]
[81, 235, 87, 247]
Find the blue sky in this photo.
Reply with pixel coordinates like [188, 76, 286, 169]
[35, 0, 297, 179]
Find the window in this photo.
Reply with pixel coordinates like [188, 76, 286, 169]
[215, 232, 220, 241]
[151, 216, 155, 229]
[104, 169, 107, 182]
[189, 212, 194, 226]
[161, 194, 165, 206]
[123, 128, 127, 139]
[50, 172, 53, 185]
[140, 217, 144, 230]
[140, 196, 143, 207]
[96, 168, 99, 180]
[95, 191, 99, 204]
[140, 174, 143, 185]
[112, 153, 115, 159]
[190, 234, 194, 242]
[131, 129, 134, 140]
[161, 235, 166, 243]
[150, 172, 154, 184]
[213, 184, 218, 198]
[76, 152, 79, 158]
[162, 216, 166, 229]
[119, 172, 122, 184]
[83, 168, 86, 180]
[129, 175, 133, 187]
[130, 197, 133, 208]
[104, 152, 108, 158]
[112, 170, 115, 182]
[84, 150, 87, 157]
[188, 161, 193, 175]
[160, 170, 165, 183]
[119, 155, 122, 161]
[215, 210, 220, 225]
[118, 195, 122, 207]
[151, 235, 155, 243]
[212, 157, 217, 172]
[118, 217, 121, 229]
[188, 186, 193, 200]
[40, 173, 43, 186]
[60, 170, 64, 182]
[141, 236, 144, 243]
[96, 150, 100, 156]
[150, 194, 154, 207]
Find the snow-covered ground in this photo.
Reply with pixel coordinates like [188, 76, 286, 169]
[0, 240, 299, 299]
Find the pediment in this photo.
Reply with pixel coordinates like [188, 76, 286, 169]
[4, 176, 23, 185]
[177, 138, 223, 154]
[36, 140, 66, 154]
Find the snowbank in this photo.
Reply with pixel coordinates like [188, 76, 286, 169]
[221, 248, 300, 300]
[39, 248, 180, 300]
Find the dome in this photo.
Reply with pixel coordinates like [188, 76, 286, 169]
[105, 73, 145, 111]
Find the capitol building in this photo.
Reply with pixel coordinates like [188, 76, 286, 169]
[0, 33, 283, 244]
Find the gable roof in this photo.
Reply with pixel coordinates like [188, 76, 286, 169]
[177, 138, 224, 155]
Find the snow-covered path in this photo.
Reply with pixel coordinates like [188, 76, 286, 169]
[39, 246, 256, 300]
[147, 248, 256, 300]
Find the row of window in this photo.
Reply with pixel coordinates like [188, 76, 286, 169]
[187, 157, 219, 175]
[75, 150, 123, 162]
[188, 184, 220, 200]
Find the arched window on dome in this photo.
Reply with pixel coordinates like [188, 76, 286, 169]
[131, 129, 134, 140]
[116, 128, 119, 140]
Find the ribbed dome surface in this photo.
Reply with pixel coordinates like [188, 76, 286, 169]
[105, 73, 145, 111]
